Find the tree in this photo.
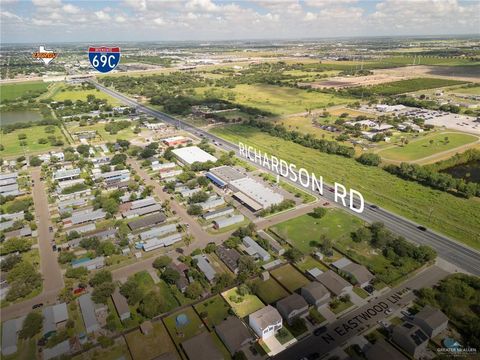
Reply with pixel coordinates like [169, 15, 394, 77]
[238, 255, 259, 281]
[187, 204, 203, 215]
[65, 267, 88, 279]
[29, 156, 43, 167]
[153, 256, 172, 270]
[204, 242, 217, 254]
[185, 282, 203, 299]
[91, 282, 115, 304]
[138, 291, 163, 318]
[58, 251, 76, 264]
[351, 227, 372, 243]
[0, 254, 22, 272]
[98, 335, 114, 348]
[285, 248, 304, 262]
[1, 237, 32, 255]
[356, 153, 381, 166]
[19, 312, 43, 339]
[311, 207, 327, 219]
[212, 273, 234, 293]
[321, 236, 333, 256]
[120, 278, 143, 305]
[161, 268, 180, 284]
[89, 270, 112, 287]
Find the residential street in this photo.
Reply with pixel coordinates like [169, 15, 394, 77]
[273, 265, 450, 360]
[1, 168, 63, 321]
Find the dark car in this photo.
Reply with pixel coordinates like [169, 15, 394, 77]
[49, 226, 53, 232]
[32, 303, 44, 309]
[370, 204, 378, 210]
[313, 326, 327, 336]
[364, 285, 375, 294]
[417, 226, 427, 231]
[307, 353, 320, 360]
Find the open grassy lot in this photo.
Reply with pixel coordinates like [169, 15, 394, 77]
[196, 84, 354, 116]
[271, 209, 363, 254]
[157, 280, 180, 312]
[0, 125, 66, 157]
[295, 255, 329, 273]
[352, 78, 466, 96]
[73, 338, 132, 360]
[378, 132, 478, 162]
[450, 85, 480, 95]
[1, 81, 49, 102]
[66, 121, 138, 143]
[251, 277, 289, 304]
[125, 321, 178, 360]
[222, 287, 264, 318]
[211, 125, 480, 249]
[163, 307, 206, 347]
[270, 264, 310, 292]
[52, 85, 121, 105]
[194, 295, 231, 330]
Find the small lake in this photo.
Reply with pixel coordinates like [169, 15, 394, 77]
[0, 110, 43, 125]
[441, 160, 480, 183]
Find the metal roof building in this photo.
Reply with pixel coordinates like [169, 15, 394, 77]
[69, 209, 106, 226]
[203, 206, 234, 220]
[78, 293, 100, 333]
[139, 223, 177, 241]
[43, 340, 70, 360]
[199, 197, 225, 210]
[42, 303, 68, 336]
[1, 319, 20, 355]
[172, 146, 217, 165]
[128, 213, 166, 231]
[71, 256, 105, 270]
[213, 214, 244, 229]
[122, 203, 162, 219]
[193, 254, 217, 283]
[230, 177, 283, 210]
[111, 288, 131, 322]
[53, 168, 81, 181]
[242, 236, 270, 262]
[142, 232, 182, 251]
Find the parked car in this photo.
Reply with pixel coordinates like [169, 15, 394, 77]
[417, 226, 427, 231]
[364, 285, 375, 294]
[323, 202, 330, 206]
[313, 326, 327, 336]
[32, 303, 44, 309]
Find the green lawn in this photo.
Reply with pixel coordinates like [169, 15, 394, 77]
[0, 125, 66, 157]
[270, 264, 310, 292]
[194, 295, 231, 331]
[353, 287, 370, 299]
[309, 308, 326, 325]
[52, 86, 121, 105]
[295, 255, 329, 272]
[196, 84, 354, 116]
[275, 327, 295, 344]
[330, 300, 355, 314]
[72, 338, 132, 360]
[378, 132, 478, 162]
[157, 280, 180, 312]
[1, 81, 49, 102]
[222, 287, 264, 318]
[271, 209, 363, 253]
[124, 321, 178, 360]
[163, 307, 206, 347]
[66, 121, 138, 143]
[211, 125, 480, 250]
[251, 277, 289, 304]
[450, 85, 480, 95]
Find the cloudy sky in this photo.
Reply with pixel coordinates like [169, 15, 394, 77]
[1, 0, 479, 43]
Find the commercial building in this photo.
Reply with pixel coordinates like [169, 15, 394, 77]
[181, 331, 223, 360]
[203, 206, 234, 220]
[242, 236, 270, 262]
[193, 254, 217, 283]
[78, 293, 100, 333]
[392, 322, 429, 359]
[172, 146, 217, 165]
[276, 293, 309, 325]
[111, 288, 131, 322]
[249, 305, 283, 339]
[43, 303, 68, 336]
[206, 166, 246, 188]
[128, 213, 166, 231]
[230, 177, 284, 211]
[301, 282, 331, 309]
[162, 135, 191, 147]
[215, 316, 254, 355]
[315, 270, 352, 297]
[212, 215, 244, 229]
[142, 232, 182, 251]
[413, 306, 449, 338]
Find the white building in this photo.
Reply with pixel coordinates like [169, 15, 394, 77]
[248, 306, 282, 339]
[172, 146, 217, 165]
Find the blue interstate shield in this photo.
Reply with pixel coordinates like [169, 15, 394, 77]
[88, 47, 120, 73]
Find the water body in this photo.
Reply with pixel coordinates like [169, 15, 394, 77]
[0, 110, 43, 125]
[441, 160, 480, 183]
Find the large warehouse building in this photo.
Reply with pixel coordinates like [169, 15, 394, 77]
[172, 146, 218, 165]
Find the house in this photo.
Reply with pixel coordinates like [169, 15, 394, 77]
[139, 223, 177, 241]
[199, 197, 225, 211]
[53, 168, 81, 181]
[365, 339, 407, 360]
[203, 206, 234, 220]
[128, 213, 166, 231]
[242, 236, 270, 262]
[216, 245, 241, 274]
[249, 305, 283, 339]
[1, 318, 21, 355]
[315, 270, 353, 297]
[78, 293, 100, 333]
[43, 340, 71, 360]
[413, 306, 449, 338]
[332, 258, 374, 287]
[43, 303, 68, 336]
[276, 293, 309, 325]
[181, 331, 223, 360]
[64, 209, 106, 227]
[142, 232, 182, 251]
[71, 256, 105, 270]
[215, 316, 254, 355]
[212, 215, 244, 229]
[122, 203, 162, 219]
[193, 254, 217, 283]
[258, 231, 285, 255]
[301, 281, 331, 309]
[111, 288, 131, 322]
[392, 322, 429, 359]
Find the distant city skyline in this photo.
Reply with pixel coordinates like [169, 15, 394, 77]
[1, 0, 479, 44]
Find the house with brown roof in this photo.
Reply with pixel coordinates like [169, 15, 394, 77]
[301, 281, 330, 309]
[181, 332, 223, 360]
[276, 293, 309, 325]
[315, 270, 352, 297]
[215, 316, 254, 355]
[413, 305, 449, 338]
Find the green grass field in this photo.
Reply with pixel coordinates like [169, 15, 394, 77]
[222, 287, 264, 318]
[252, 277, 289, 304]
[271, 209, 363, 253]
[270, 264, 310, 292]
[196, 84, 354, 116]
[193, 295, 231, 331]
[450, 85, 480, 95]
[163, 307, 206, 347]
[378, 132, 478, 162]
[295, 255, 329, 272]
[124, 321, 177, 360]
[66, 122, 138, 143]
[0, 125, 66, 157]
[211, 125, 480, 249]
[355, 78, 466, 96]
[0, 81, 49, 102]
[52, 86, 121, 105]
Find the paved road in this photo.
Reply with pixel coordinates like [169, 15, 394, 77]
[274, 265, 450, 360]
[1, 168, 64, 321]
[92, 81, 480, 276]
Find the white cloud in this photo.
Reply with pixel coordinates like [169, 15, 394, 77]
[304, 12, 317, 21]
[94, 10, 111, 20]
[185, 0, 219, 12]
[154, 17, 165, 25]
[123, 0, 146, 11]
[62, 4, 80, 14]
[32, 0, 61, 7]
[116, 15, 126, 23]
[0, 10, 22, 20]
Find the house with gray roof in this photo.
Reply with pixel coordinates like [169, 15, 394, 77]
[139, 223, 177, 241]
[276, 293, 309, 325]
[242, 236, 270, 262]
[43, 303, 68, 336]
[301, 281, 330, 309]
[111, 288, 131, 322]
[392, 322, 429, 359]
[215, 316, 254, 355]
[181, 331, 223, 360]
[43, 340, 71, 360]
[413, 305, 449, 338]
[193, 254, 217, 283]
[1, 318, 20, 355]
[78, 293, 100, 333]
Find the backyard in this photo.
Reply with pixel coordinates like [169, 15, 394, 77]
[193, 295, 231, 330]
[270, 264, 310, 292]
[163, 307, 206, 347]
[124, 321, 177, 360]
[222, 287, 264, 318]
[251, 277, 289, 304]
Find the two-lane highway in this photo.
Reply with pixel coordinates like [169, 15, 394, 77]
[92, 81, 480, 276]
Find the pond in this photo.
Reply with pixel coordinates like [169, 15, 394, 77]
[0, 110, 43, 125]
[441, 160, 480, 183]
